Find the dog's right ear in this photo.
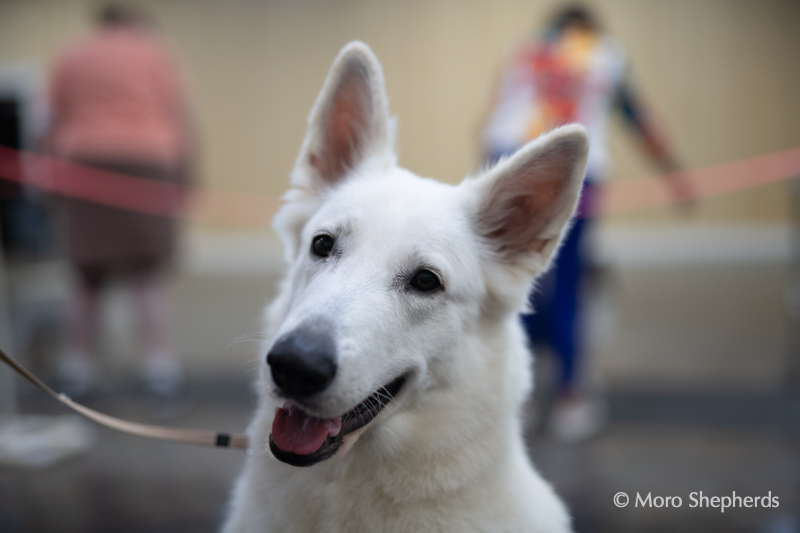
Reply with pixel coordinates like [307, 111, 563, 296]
[292, 41, 394, 191]
[468, 125, 589, 279]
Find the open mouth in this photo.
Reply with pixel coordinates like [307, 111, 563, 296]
[269, 375, 406, 467]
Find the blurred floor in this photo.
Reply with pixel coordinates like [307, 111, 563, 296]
[0, 260, 798, 532]
[593, 263, 790, 393]
[533, 421, 799, 533]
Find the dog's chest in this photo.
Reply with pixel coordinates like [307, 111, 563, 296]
[257, 469, 468, 533]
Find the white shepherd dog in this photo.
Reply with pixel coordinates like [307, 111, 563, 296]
[223, 42, 587, 533]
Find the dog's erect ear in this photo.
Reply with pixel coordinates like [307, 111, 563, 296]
[293, 41, 394, 190]
[471, 125, 589, 275]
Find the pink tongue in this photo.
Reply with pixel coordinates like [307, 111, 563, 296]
[272, 402, 342, 456]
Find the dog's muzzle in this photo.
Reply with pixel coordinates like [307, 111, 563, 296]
[265, 323, 407, 467]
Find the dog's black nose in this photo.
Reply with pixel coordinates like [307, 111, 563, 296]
[267, 326, 337, 397]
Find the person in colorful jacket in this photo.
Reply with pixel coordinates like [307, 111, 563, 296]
[482, 5, 692, 441]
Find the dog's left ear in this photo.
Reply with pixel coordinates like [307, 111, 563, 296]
[292, 41, 394, 191]
[470, 125, 589, 275]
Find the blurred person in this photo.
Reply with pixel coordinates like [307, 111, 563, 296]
[47, 2, 194, 397]
[481, 5, 692, 441]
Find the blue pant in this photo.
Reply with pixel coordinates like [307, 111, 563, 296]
[521, 214, 588, 393]
[487, 147, 593, 393]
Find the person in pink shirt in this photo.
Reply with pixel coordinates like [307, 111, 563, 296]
[48, 2, 194, 398]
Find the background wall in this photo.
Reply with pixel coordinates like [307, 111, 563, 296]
[0, 0, 798, 234]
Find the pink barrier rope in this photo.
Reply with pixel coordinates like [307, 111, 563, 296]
[1, 145, 799, 226]
[0, 146, 280, 227]
[597, 147, 800, 216]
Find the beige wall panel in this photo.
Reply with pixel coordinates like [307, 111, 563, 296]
[1, 0, 798, 228]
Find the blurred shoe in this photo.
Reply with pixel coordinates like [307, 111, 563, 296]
[142, 352, 184, 397]
[57, 352, 96, 399]
[549, 395, 607, 443]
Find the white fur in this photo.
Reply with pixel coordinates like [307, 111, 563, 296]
[223, 42, 588, 533]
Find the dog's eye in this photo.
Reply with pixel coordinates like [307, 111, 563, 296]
[311, 235, 334, 257]
[410, 269, 441, 292]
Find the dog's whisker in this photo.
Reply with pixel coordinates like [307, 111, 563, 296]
[375, 388, 413, 418]
[236, 358, 262, 380]
[226, 332, 270, 350]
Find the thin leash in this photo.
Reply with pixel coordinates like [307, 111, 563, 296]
[0, 346, 249, 451]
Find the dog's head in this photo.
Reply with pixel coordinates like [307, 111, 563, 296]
[262, 42, 588, 468]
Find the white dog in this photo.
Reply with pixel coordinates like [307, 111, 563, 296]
[223, 42, 587, 533]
